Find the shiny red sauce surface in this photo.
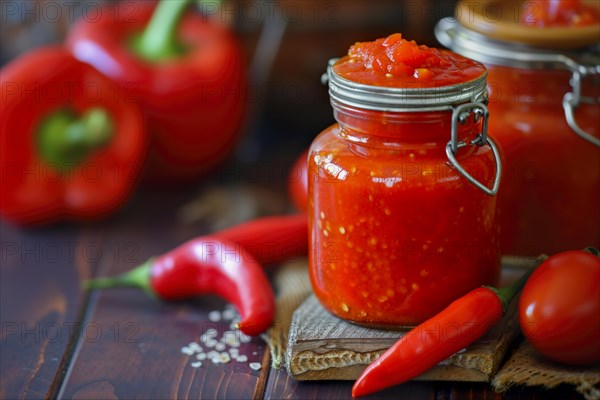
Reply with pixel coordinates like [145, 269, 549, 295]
[333, 33, 486, 88]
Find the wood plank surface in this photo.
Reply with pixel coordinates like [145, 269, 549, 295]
[0, 222, 101, 399]
[264, 367, 437, 400]
[55, 192, 272, 399]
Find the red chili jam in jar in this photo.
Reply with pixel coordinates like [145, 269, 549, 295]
[308, 34, 502, 327]
[436, 1, 600, 257]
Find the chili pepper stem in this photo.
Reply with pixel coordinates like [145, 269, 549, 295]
[132, 0, 193, 61]
[38, 107, 114, 165]
[486, 254, 547, 312]
[84, 259, 155, 296]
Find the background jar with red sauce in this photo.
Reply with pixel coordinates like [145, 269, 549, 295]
[308, 41, 503, 327]
[436, 0, 600, 258]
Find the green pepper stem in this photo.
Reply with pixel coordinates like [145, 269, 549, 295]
[487, 254, 548, 313]
[38, 107, 114, 165]
[84, 259, 154, 296]
[133, 0, 192, 61]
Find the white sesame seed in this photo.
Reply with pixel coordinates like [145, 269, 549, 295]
[181, 347, 194, 356]
[188, 342, 201, 350]
[218, 353, 231, 363]
[222, 309, 236, 320]
[205, 339, 218, 348]
[239, 333, 252, 343]
[235, 355, 248, 362]
[191, 361, 202, 368]
[208, 311, 221, 322]
[196, 353, 207, 360]
[215, 343, 226, 351]
[249, 362, 261, 371]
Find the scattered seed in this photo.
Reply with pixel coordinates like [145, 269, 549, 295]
[235, 355, 248, 362]
[191, 361, 202, 368]
[196, 353, 207, 360]
[222, 309, 236, 321]
[249, 362, 261, 371]
[215, 343, 226, 351]
[205, 328, 218, 336]
[208, 311, 221, 322]
[239, 333, 252, 343]
[181, 347, 194, 356]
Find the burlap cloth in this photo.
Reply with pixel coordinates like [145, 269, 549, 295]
[493, 341, 600, 400]
[265, 260, 600, 399]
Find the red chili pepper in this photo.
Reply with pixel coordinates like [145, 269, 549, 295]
[352, 268, 535, 397]
[0, 47, 146, 225]
[218, 214, 308, 265]
[66, 0, 245, 184]
[85, 215, 308, 336]
[86, 236, 274, 336]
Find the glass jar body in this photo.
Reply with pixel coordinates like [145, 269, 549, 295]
[308, 105, 501, 327]
[486, 65, 600, 257]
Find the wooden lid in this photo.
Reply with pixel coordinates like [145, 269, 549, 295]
[455, 0, 600, 49]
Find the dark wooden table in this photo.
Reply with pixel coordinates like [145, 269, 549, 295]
[1, 187, 581, 400]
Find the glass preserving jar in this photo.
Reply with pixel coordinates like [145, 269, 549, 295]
[308, 37, 502, 327]
[436, 1, 600, 258]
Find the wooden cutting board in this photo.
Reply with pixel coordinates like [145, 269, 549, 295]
[286, 294, 520, 382]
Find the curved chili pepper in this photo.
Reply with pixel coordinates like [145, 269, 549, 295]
[352, 268, 535, 397]
[86, 236, 274, 336]
[218, 214, 308, 265]
[85, 215, 308, 336]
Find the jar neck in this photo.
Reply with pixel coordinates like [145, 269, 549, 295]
[332, 99, 481, 150]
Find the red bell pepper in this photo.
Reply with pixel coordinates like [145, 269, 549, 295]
[66, 0, 246, 184]
[0, 47, 147, 225]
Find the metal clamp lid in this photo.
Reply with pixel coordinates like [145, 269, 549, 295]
[323, 58, 501, 196]
[325, 58, 488, 112]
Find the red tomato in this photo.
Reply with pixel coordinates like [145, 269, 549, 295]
[288, 150, 309, 212]
[519, 250, 600, 365]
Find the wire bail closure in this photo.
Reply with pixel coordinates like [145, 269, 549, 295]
[446, 102, 502, 196]
[563, 67, 600, 147]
